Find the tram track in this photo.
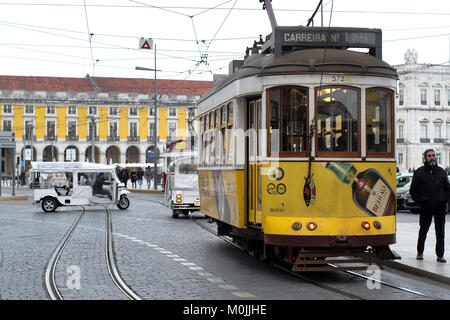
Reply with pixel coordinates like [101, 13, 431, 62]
[192, 216, 440, 300]
[44, 207, 141, 300]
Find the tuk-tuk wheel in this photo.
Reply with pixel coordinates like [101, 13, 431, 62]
[42, 197, 57, 213]
[117, 195, 130, 210]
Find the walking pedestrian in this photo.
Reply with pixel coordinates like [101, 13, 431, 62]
[121, 168, 129, 188]
[130, 169, 137, 189]
[144, 166, 152, 189]
[137, 167, 144, 189]
[410, 149, 450, 263]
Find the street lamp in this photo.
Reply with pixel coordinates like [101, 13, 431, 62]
[136, 53, 161, 190]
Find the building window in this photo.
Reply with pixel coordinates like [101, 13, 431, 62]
[25, 105, 34, 114]
[366, 88, 394, 155]
[149, 107, 157, 116]
[68, 106, 77, 115]
[129, 121, 138, 138]
[46, 121, 56, 140]
[68, 121, 77, 139]
[399, 90, 404, 106]
[434, 90, 441, 106]
[169, 108, 177, 117]
[129, 107, 138, 116]
[268, 86, 308, 155]
[25, 120, 34, 139]
[448, 90, 450, 106]
[420, 124, 428, 139]
[47, 105, 56, 114]
[398, 125, 404, 139]
[420, 89, 427, 105]
[2, 120, 12, 131]
[436, 153, 442, 165]
[149, 122, 155, 139]
[88, 106, 97, 115]
[110, 107, 118, 116]
[2, 105, 12, 113]
[398, 152, 403, 165]
[109, 121, 118, 139]
[168, 122, 177, 141]
[188, 108, 196, 118]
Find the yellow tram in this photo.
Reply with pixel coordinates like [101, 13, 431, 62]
[197, 26, 398, 270]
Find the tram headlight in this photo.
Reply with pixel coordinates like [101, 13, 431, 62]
[373, 221, 382, 230]
[306, 222, 317, 231]
[361, 221, 371, 230]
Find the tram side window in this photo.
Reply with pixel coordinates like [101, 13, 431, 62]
[226, 102, 234, 165]
[316, 87, 359, 154]
[366, 88, 393, 155]
[268, 87, 308, 155]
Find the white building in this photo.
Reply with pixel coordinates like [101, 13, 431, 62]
[395, 49, 450, 172]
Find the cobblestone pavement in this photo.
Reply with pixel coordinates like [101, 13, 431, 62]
[1, 187, 449, 301]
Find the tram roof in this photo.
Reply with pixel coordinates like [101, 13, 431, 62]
[198, 48, 398, 104]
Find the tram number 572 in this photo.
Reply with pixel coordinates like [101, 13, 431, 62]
[331, 75, 345, 82]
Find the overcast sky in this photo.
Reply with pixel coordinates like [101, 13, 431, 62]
[0, 0, 449, 81]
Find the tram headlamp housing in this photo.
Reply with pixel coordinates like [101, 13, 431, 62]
[291, 222, 302, 231]
[361, 221, 371, 230]
[306, 222, 317, 231]
[176, 193, 182, 203]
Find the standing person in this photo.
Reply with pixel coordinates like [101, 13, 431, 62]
[410, 149, 450, 263]
[121, 168, 129, 188]
[130, 169, 138, 189]
[137, 167, 144, 189]
[144, 166, 152, 189]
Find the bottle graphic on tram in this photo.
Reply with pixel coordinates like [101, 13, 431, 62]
[322, 162, 395, 216]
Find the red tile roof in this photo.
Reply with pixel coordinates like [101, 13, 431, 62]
[0, 75, 213, 96]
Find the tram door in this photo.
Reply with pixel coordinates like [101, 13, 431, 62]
[247, 98, 263, 226]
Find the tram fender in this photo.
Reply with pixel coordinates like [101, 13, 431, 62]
[374, 245, 401, 260]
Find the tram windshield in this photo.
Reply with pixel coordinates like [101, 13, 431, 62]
[316, 87, 359, 154]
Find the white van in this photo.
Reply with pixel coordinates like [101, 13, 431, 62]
[164, 157, 200, 218]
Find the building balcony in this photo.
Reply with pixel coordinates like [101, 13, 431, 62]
[396, 138, 405, 143]
[107, 135, 120, 142]
[420, 138, 430, 143]
[45, 135, 58, 141]
[147, 136, 159, 142]
[23, 135, 36, 142]
[434, 138, 444, 143]
[66, 135, 79, 141]
[87, 135, 99, 141]
[127, 136, 140, 142]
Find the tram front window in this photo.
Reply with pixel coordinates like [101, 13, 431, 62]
[316, 87, 359, 155]
[366, 88, 394, 155]
[268, 86, 308, 155]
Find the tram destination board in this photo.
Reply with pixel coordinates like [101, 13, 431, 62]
[263, 26, 382, 58]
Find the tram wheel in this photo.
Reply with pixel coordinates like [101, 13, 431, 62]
[42, 197, 57, 213]
[117, 195, 130, 210]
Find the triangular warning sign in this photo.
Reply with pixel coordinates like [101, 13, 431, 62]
[141, 41, 150, 49]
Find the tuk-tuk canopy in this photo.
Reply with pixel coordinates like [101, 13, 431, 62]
[30, 161, 117, 173]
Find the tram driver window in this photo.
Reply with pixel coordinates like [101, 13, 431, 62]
[268, 86, 308, 155]
[316, 87, 359, 154]
[366, 88, 393, 155]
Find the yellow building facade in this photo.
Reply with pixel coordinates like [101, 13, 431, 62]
[0, 75, 212, 174]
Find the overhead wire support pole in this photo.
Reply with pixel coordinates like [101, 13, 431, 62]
[153, 43, 158, 191]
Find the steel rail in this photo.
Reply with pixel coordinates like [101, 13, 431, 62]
[105, 208, 142, 300]
[44, 207, 85, 300]
[192, 216, 366, 300]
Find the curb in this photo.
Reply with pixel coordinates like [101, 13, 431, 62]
[0, 195, 28, 201]
[126, 189, 164, 194]
[381, 260, 450, 285]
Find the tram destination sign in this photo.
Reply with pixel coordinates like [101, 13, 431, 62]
[263, 26, 382, 58]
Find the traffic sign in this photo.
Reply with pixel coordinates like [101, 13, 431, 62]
[0, 142, 15, 148]
[139, 38, 153, 50]
[0, 131, 14, 142]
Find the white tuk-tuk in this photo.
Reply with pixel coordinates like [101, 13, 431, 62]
[164, 157, 200, 218]
[30, 162, 130, 212]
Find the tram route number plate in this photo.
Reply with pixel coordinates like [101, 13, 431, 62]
[326, 74, 355, 84]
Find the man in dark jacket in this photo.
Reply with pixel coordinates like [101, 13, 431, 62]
[410, 149, 449, 263]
